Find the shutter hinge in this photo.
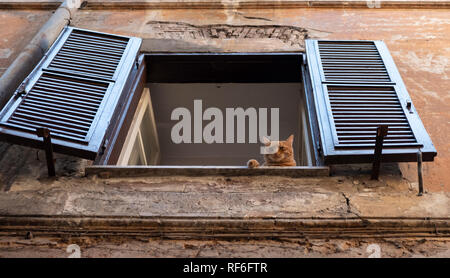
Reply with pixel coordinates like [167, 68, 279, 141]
[13, 50, 47, 99]
[316, 141, 322, 155]
[14, 89, 26, 99]
[135, 58, 140, 69]
[14, 51, 49, 99]
[100, 139, 109, 155]
[406, 100, 413, 114]
[14, 82, 28, 99]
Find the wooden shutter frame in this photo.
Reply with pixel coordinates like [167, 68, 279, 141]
[0, 27, 142, 160]
[305, 39, 437, 164]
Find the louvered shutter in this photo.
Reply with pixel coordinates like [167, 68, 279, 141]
[0, 27, 142, 159]
[305, 40, 436, 164]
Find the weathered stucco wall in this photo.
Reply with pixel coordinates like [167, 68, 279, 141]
[68, 8, 450, 192]
[0, 10, 53, 77]
[0, 7, 448, 193]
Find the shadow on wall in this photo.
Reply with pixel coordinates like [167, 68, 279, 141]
[0, 142, 87, 192]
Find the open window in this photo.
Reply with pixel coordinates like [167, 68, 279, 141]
[95, 41, 436, 173]
[0, 29, 436, 177]
[99, 53, 319, 168]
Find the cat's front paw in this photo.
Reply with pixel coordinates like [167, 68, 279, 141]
[247, 159, 260, 168]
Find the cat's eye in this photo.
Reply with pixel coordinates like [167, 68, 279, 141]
[279, 146, 285, 151]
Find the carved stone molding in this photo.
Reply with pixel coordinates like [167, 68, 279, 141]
[146, 21, 310, 48]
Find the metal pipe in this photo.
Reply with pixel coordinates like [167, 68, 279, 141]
[0, 0, 82, 110]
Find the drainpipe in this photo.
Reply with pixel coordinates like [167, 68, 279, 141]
[0, 0, 82, 109]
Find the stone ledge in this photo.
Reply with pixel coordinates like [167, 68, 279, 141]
[81, 0, 450, 9]
[85, 166, 330, 178]
[0, 0, 449, 9]
[0, 215, 448, 239]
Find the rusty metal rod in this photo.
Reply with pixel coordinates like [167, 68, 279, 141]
[417, 151, 424, 196]
[36, 128, 55, 177]
[371, 125, 388, 180]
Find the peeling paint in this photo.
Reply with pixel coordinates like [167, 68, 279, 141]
[403, 51, 449, 75]
[0, 48, 12, 59]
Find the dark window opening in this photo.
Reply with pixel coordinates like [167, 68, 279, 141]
[107, 53, 319, 167]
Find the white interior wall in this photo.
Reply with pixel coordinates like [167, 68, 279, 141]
[148, 83, 306, 166]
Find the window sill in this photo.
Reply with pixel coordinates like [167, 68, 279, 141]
[85, 165, 330, 178]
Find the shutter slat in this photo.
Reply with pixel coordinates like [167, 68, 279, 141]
[48, 62, 116, 78]
[328, 85, 416, 147]
[67, 37, 127, 48]
[333, 115, 406, 119]
[335, 123, 410, 126]
[70, 31, 129, 44]
[23, 98, 98, 116]
[29, 89, 102, 104]
[39, 75, 110, 91]
[9, 117, 88, 136]
[11, 112, 90, 131]
[335, 126, 411, 131]
[331, 104, 402, 108]
[5, 73, 109, 141]
[33, 84, 104, 100]
[48, 29, 129, 80]
[323, 65, 386, 68]
[334, 112, 404, 115]
[5, 121, 87, 141]
[338, 131, 412, 135]
[64, 41, 126, 53]
[27, 90, 101, 108]
[52, 56, 119, 71]
[57, 50, 121, 65]
[63, 44, 125, 56]
[318, 40, 391, 83]
[17, 106, 93, 122]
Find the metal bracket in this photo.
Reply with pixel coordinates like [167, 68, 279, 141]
[13, 82, 28, 99]
[406, 100, 413, 114]
[36, 127, 56, 177]
[417, 150, 424, 196]
[135, 59, 140, 69]
[371, 125, 388, 180]
[100, 139, 109, 155]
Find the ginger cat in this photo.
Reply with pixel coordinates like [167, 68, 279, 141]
[247, 135, 297, 168]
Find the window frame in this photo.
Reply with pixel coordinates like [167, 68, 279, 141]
[89, 52, 330, 177]
[116, 88, 160, 166]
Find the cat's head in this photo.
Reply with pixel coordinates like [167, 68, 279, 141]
[262, 135, 294, 163]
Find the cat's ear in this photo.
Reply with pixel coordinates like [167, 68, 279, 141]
[287, 134, 294, 145]
[262, 136, 271, 146]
